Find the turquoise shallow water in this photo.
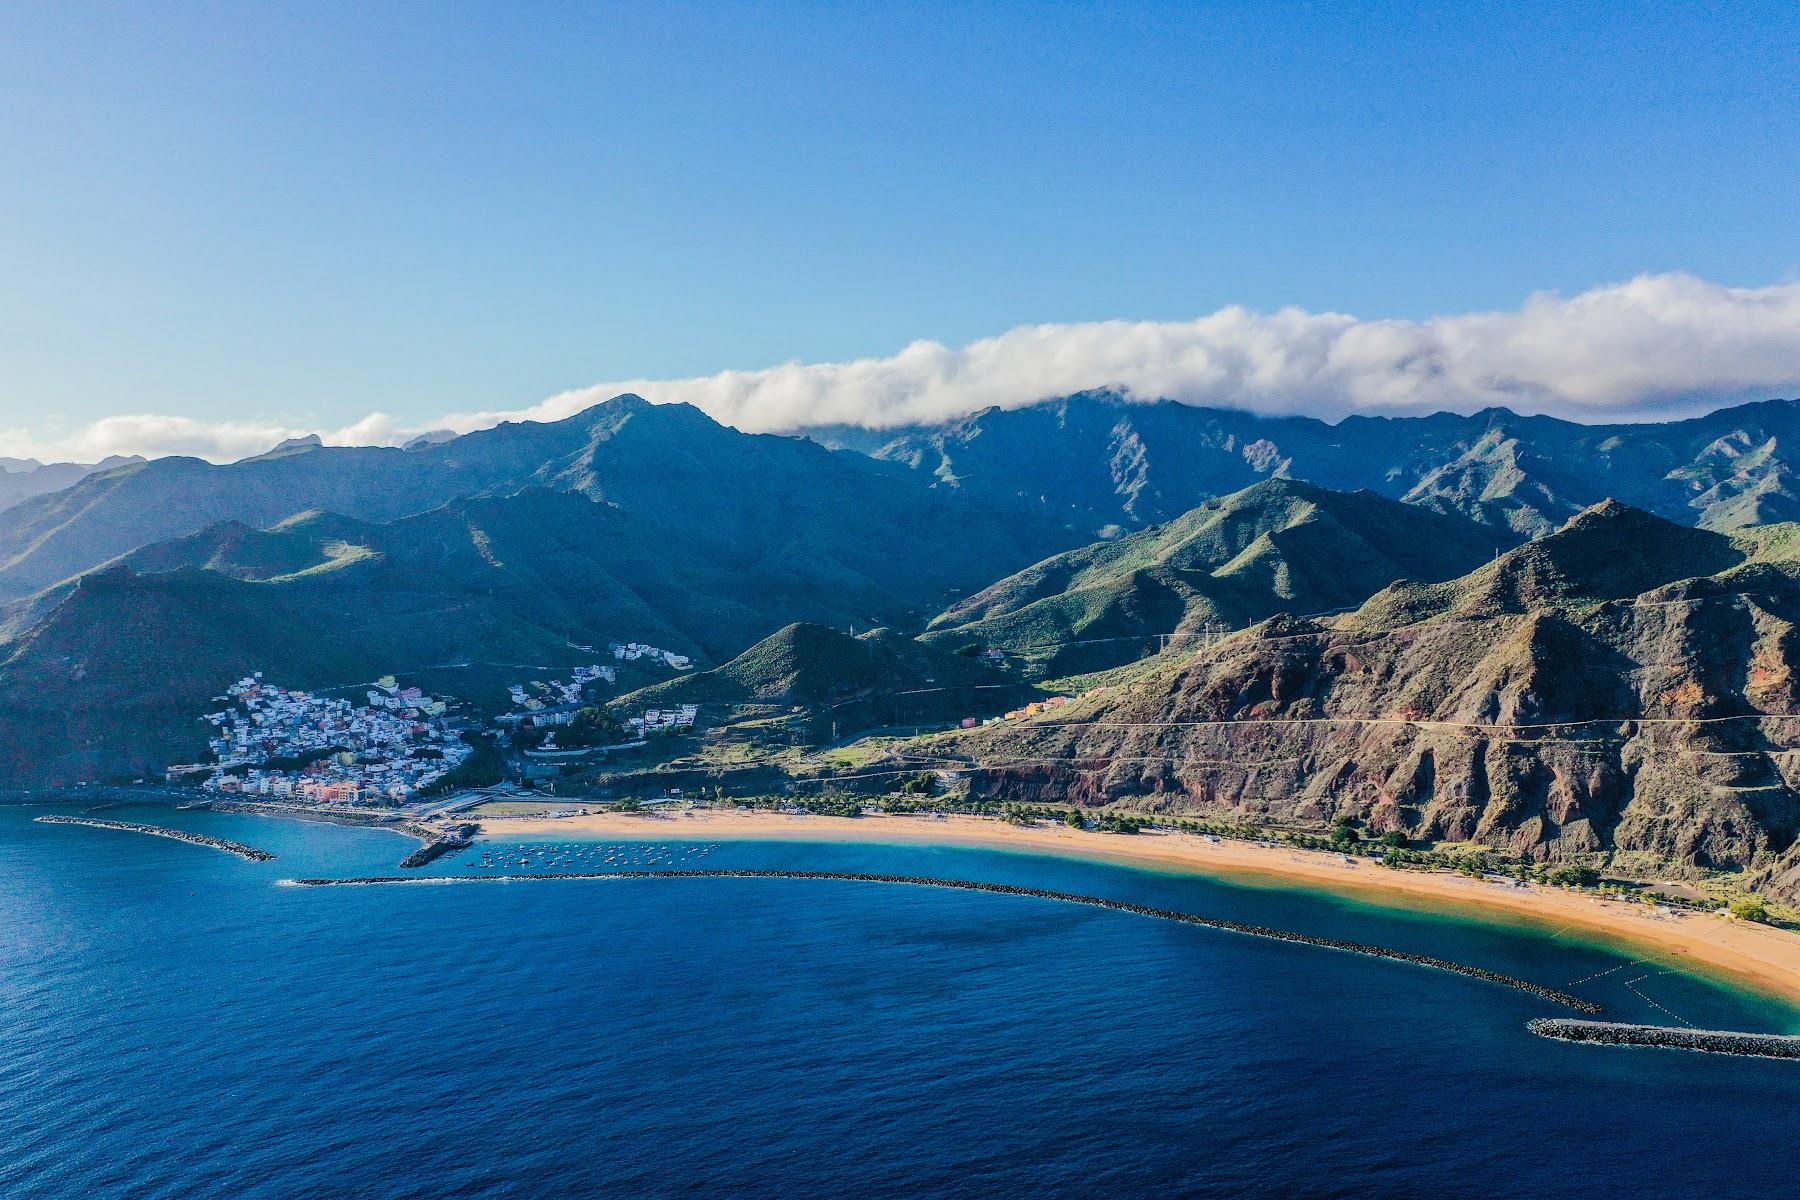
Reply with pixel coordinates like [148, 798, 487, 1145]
[3, 804, 1798, 1198]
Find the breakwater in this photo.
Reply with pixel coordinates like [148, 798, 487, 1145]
[286, 868, 1603, 1014]
[399, 826, 476, 869]
[35, 816, 275, 861]
[1529, 1019, 1800, 1060]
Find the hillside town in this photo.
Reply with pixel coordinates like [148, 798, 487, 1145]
[192, 674, 473, 804]
[498, 647, 699, 745]
[967, 690, 1089, 728]
[499, 644, 691, 729]
[611, 640, 692, 670]
[504, 663, 617, 716]
[626, 704, 699, 738]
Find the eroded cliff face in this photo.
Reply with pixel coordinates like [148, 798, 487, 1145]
[953, 577, 1800, 899]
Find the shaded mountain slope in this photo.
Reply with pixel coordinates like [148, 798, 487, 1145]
[925, 479, 1511, 673]
[0, 455, 143, 514]
[0, 395, 1069, 603]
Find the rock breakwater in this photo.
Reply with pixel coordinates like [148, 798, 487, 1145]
[287, 868, 1602, 1014]
[399, 825, 476, 869]
[35, 816, 275, 861]
[1529, 1019, 1800, 1060]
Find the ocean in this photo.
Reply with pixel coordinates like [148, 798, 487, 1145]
[3, 803, 1796, 1198]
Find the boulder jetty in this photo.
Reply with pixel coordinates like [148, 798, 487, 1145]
[1529, 1018, 1800, 1060]
[35, 815, 275, 862]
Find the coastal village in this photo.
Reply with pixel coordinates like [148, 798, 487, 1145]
[164, 638, 707, 808]
[610, 640, 691, 671]
[190, 674, 473, 804]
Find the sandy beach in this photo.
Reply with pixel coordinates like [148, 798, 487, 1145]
[473, 808, 1800, 1009]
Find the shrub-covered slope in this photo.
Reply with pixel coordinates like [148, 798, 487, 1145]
[928, 501, 1800, 898]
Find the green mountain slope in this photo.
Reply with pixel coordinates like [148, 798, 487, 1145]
[1347, 499, 1749, 627]
[623, 622, 999, 705]
[617, 622, 1035, 734]
[925, 479, 1512, 672]
[119, 511, 384, 581]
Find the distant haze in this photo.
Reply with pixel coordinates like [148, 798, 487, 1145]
[8, 272, 1800, 463]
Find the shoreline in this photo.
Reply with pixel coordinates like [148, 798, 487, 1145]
[473, 809, 1800, 1011]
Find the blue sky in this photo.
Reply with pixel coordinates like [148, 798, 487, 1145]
[2, 2, 1798, 457]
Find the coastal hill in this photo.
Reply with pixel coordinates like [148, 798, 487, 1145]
[920, 500, 1800, 900]
[617, 621, 1035, 730]
[923, 478, 1513, 673]
[821, 391, 1800, 538]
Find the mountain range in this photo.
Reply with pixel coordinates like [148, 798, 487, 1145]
[0, 396, 1067, 603]
[819, 391, 1800, 538]
[0, 455, 144, 515]
[0, 477, 1055, 784]
[10, 389, 1800, 902]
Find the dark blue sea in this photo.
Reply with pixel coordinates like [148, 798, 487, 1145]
[4, 804, 1797, 1198]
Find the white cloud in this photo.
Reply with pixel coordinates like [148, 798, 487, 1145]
[485, 273, 1800, 433]
[0, 412, 416, 465]
[44, 415, 311, 463]
[7, 273, 1800, 462]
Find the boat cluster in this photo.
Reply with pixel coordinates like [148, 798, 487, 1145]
[464, 841, 720, 872]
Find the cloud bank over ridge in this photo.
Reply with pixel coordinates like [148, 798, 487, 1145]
[9, 273, 1800, 463]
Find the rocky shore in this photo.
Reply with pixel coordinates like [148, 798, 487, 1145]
[35, 815, 275, 861]
[288, 867, 1603, 1014]
[1528, 1019, 1800, 1060]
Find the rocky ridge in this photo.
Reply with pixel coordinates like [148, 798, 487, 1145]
[933, 501, 1800, 899]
